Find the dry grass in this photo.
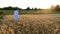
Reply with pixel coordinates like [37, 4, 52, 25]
[0, 14, 60, 34]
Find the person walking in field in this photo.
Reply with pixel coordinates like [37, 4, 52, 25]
[14, 10, 19, 21]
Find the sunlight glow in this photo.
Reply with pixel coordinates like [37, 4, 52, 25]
[0, 0, 59, 9]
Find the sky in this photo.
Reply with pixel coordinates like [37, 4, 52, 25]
[0, 0, 59, 9]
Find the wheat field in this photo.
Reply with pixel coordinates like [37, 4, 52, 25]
[0, 14, 60, 34]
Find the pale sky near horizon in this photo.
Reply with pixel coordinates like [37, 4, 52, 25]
[0, 0, 59, 9]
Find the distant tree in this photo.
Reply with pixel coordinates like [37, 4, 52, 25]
[54, 5, 60, 11]
[50, 5, 55, 10]
[32, 8, 33, 10]
[38, 8, 40, 10]
[3, 6, 22, 10]
[26, 7, 31, 10]
[3, 6, 12, 10]
[34, 8, 37, 10]
[50, 5, 60, 11]
[0, 8, 3, 10]
[13, 7, 22, 10]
